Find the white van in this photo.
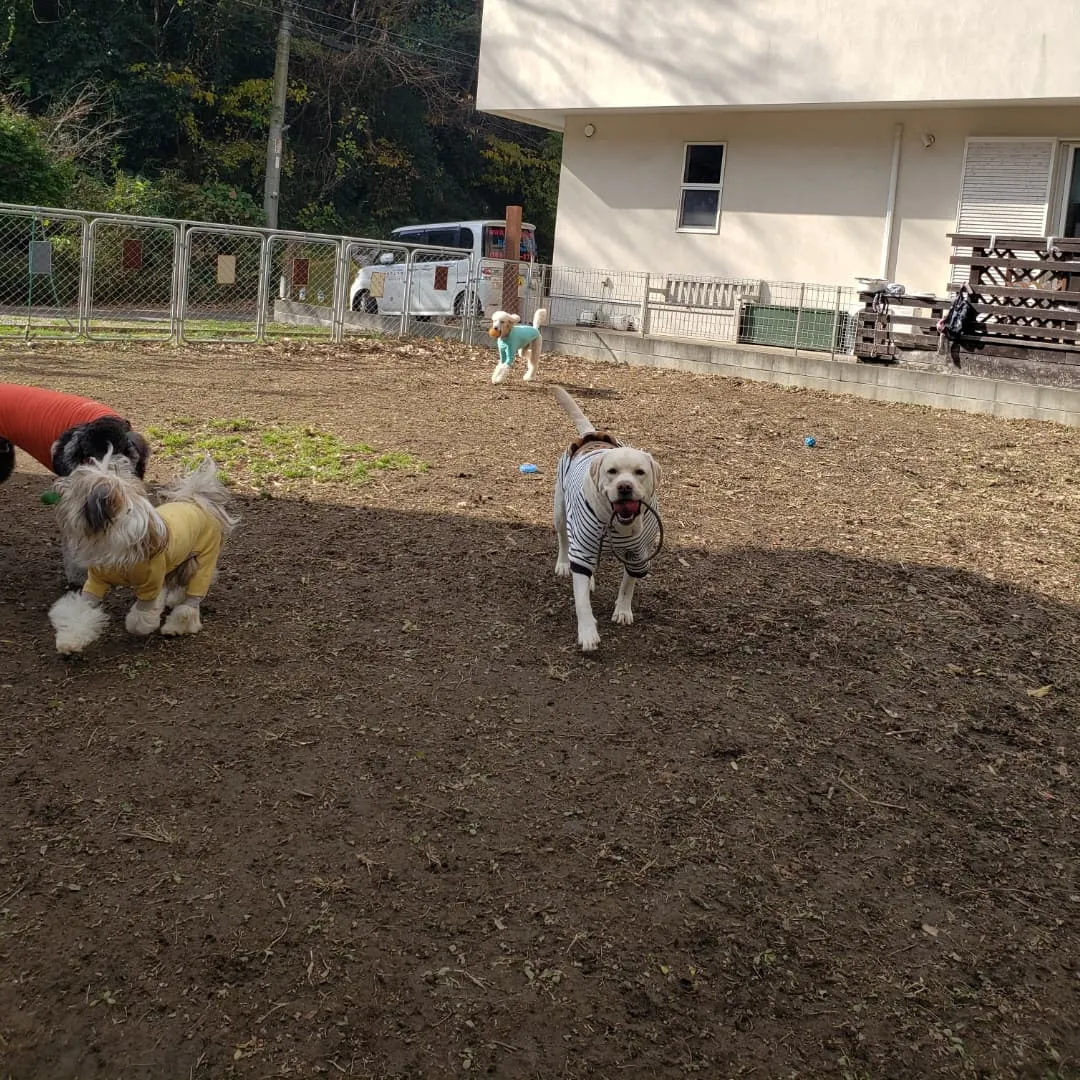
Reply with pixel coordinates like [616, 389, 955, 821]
[349, 219, 538, 318]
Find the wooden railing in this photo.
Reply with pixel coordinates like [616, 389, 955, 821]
[855, 234, 1080, 363]
[853, 292, 946, 361]
[946, 233, 1080, 351]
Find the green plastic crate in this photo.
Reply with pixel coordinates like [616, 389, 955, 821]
[738, 304, 846, 351]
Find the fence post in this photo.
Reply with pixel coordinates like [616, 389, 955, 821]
[400, 251, 414, 338]
[331, 237, 348, 344]
[793, 283, 806, 354]
[77, 215, 92, 338]
[831, 285, 842, 360]
[178, 221, 197, 344]
[167, 223, 182, 343]
[500, 205, 522, 317]
[459, 266, 475, 345]
[255, 232, 271, 343]
[638, 273, 650, 337]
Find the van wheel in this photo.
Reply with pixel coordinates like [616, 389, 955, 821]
[453, 291, 483, 317]
[352, 290, 378, 314]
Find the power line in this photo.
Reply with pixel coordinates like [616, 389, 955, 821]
[221, 0, 555, 149]
[228, 0, 479, 69]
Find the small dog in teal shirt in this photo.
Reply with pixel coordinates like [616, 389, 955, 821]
[489, 307, 549, 384]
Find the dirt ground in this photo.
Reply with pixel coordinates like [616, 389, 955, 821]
[1, 336, 1079, 1080]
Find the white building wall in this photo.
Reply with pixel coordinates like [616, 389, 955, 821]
[478, 0, 1080, 119]
[552, 106, 1080, 296]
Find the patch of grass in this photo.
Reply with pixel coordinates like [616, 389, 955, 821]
[146, 416, 427, 489]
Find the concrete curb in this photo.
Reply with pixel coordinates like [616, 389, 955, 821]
[545, 326, 1080, 427]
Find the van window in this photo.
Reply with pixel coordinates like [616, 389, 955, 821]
[425, 228, 462, 248]
[396, 229, 429, 246]
[458, 227, 474, 249]
[483, 225, 536, 262]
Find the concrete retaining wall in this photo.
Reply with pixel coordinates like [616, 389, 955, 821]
[544, 326, 1080, 427]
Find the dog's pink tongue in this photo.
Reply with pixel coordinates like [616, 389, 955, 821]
[617, 500, 641, 515]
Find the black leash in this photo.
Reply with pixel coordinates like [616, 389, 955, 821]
[598, 498, 665, 567]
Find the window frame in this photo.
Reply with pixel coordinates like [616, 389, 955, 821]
[675, 141, 726, 235]
[1054, 141, 1080, 237]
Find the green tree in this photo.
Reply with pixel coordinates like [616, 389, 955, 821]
[0, 0, 561, 247]
[0, 106, 73, 205]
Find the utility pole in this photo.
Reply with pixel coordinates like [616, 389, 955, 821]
[263, 0, 292, 229]
[500, 205, 522, 316]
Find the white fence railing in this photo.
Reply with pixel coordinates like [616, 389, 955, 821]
[0, 203, 860, 356]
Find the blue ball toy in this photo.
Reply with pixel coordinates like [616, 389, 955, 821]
[804, 436, 817, 449]
[519, 463, 539, 474]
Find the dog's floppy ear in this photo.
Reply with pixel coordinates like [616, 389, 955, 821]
[586, 450, 609, 493]
[84, 478, 123, 533]
[645, 454, 661, 499]
[508, 314, 521, 325]
[50, 432, 75, 476]
[125, 430, 150, 480]
[139, 510, 169, 561]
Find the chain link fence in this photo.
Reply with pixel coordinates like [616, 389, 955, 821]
[0, 201, 860, 358]
[400, 245, 477, 342]
[342, 238, 411, 337]
[87, 218, 178, 340]
[180, 227, 264, 343]
[266, 234, 339, 340]
[0, 207, 86, 340]
[548, 266, 859, 356]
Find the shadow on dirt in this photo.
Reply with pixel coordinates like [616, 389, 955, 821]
[2, 478, 1078, 1079]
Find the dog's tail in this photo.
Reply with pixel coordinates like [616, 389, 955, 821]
[159, 454, 239, 537]
[551, 386, 595, 437]
[532, 307, 548, 329]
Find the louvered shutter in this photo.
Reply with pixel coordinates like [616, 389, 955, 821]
[952, 139, 1056, 284]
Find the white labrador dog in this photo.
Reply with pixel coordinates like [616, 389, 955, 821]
[551, 386, 662, 651]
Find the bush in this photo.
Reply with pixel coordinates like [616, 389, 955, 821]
[0, 108, 74, 207]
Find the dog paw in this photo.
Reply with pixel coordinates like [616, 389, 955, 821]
[578, 623, 601, 652]
[161, 604, 202, 636]
[125, 604, 163, 637]
[49, 592, 109, 654]
[523, 369, 535, 382]
[491, 365, 509, 385]
[554, 559, 572, 578]
[612, 606, 634, 625]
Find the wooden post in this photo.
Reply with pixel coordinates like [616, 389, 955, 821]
[501, 204, 522, 315]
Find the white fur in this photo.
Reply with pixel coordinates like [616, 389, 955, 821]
[49, 592, 110, 655]
[490, 307, 548, 384]
[161, 603, 202, 636]
[125, 597, 165, 636]
[163, 586, 188, 609]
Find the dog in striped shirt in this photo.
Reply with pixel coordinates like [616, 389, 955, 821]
[552, 386, 662, 652]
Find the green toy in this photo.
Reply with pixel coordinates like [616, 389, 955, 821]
[41, 490, 61, 505]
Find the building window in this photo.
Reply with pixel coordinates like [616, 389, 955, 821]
[677, 143, 725, 232]
[1062, 146, 1080, 237]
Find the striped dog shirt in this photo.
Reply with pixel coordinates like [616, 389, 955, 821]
[558, 444, 661, 579]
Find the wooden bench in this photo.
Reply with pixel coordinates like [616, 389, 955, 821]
[650, 275, 762, 313]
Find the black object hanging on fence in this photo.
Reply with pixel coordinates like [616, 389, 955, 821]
[940, 285, 978, 342]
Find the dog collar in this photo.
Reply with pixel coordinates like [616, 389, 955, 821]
[567, 431, 621, 459]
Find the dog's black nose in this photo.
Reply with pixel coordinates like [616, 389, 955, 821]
[617, 482, 634, 498]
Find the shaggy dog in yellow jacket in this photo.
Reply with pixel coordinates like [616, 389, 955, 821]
[48, 452, 238, 654]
